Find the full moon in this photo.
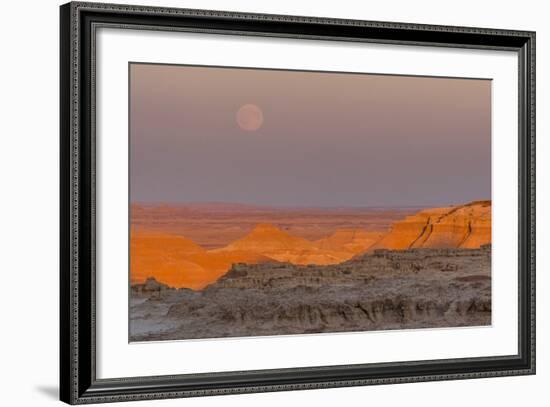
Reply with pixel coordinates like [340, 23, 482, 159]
[236, 104, 264, 131]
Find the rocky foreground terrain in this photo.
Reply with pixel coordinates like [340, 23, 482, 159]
[129, 245, 491, 341]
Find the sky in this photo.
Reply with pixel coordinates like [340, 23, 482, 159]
[130, 63, 491, 208]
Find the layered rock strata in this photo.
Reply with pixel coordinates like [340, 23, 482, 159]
[130, 246, 491, 341]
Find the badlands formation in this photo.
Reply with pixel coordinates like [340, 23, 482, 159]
[370, 200, 491, 250]
[130, 246, 491, 341]
[130, 200, 491, 289]
[129, 200, 492, 341]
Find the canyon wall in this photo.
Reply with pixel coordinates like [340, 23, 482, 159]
[368, 201, 491, 251]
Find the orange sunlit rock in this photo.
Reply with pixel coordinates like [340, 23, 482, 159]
[130, 231, 207, 288]
[130, 230, 273, 289]
[130, 201, 491, 290]
[368, 200, 491, 251]
[211, 223, 355, 265]
[315, 229, 383, 254]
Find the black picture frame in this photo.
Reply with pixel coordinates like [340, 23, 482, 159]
[60, 1, 536, 404]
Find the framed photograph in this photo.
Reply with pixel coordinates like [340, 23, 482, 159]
[60, 1, 536, 404]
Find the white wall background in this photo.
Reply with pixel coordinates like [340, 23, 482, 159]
[0, 0, 546, 405]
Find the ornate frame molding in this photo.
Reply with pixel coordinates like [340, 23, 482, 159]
[60, 2, 535, 404]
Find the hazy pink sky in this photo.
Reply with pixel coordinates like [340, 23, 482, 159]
[130, 63, 491, 207]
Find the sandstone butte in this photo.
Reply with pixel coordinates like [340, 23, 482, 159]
[211, 223, 358, 265]
[130, 200, 491, 289]
[130, 231, 271, 290]
[368, 200, 491, 251]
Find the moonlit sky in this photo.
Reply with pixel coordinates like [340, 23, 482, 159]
[130, 63, 491, 208]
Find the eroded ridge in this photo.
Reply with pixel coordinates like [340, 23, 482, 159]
[130, 245, 491, 341]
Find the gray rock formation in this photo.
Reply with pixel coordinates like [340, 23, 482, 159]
[131, 277, 173, 297]
[129, 246, 491, 341]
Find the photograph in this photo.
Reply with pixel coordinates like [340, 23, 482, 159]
[128, 63, 493, 342]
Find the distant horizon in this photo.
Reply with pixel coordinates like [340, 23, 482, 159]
[130, 198, 491, 210]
